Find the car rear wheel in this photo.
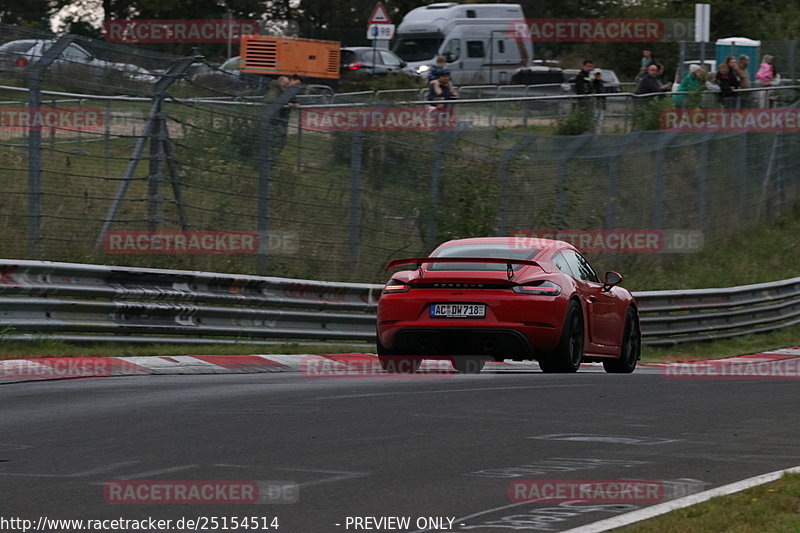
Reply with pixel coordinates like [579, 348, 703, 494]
[538, 300, 584, 373]
[603, 308, 640, 374]
[451, 356, 486, 374]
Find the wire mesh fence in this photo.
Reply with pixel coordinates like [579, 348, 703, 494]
[2, 26, 800, 284]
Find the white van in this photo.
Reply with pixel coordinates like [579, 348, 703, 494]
[392, 3, 533, 85]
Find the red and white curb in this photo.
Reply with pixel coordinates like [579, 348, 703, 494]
[0, 349, 798, 384]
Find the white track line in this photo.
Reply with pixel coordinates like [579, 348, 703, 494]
[560, 465, 800, 533]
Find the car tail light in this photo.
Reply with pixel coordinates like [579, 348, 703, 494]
[513, 281, 561, 295]
[383, 279, 410, 294]
[345, 62, 362, 70]
[16, 57, 28, 67]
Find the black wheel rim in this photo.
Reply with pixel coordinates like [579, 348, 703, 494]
[569, 312, 584, 366]
[622, 315, 640, 366]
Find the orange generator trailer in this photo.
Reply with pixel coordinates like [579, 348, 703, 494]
[240, 35, 340, 88]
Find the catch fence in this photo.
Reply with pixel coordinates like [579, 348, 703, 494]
[2, 25, 800, 285]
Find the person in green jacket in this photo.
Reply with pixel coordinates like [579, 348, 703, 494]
[673, 64, 706, 108]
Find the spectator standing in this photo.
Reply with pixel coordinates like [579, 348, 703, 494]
[574, 60, 594, 95]
[755, 54, 777, 108]
[591, 68, 605, 94]
[427, 70, 459, 108]
[733, 54, 752, 107]
[635, 50, 653, 82]
[715, 56, 740, 109]
[591, 68, 606, 130]
[673, 64, 706, 108]
[634, 63, 670, 101]
[265, 75, 293, 157]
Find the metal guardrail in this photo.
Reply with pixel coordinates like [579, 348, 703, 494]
[1, 259, 798, 347]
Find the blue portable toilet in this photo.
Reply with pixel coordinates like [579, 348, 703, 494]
[715, 37, 760, 83]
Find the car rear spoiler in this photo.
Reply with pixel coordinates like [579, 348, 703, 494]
[386, 257, 544, 280]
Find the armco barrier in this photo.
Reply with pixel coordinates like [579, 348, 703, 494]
[0, 259, 798, 346]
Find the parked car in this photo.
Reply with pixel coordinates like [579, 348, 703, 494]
[377, 237, 641, 374]
[562, 68, 622, 93]
[340, 47, 415, 78]
[0, 39, 155, 82]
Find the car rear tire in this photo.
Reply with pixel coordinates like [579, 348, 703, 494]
[538, 300, 584, 373]
[603, 307, 640, 374]
[451, 356, 486, 374]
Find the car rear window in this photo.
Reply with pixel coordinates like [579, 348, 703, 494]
[0, 41, 35, 53]
[428, 244, 542, 271]
[340, 50, 357, 65]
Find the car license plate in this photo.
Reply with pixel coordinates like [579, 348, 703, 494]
[430, 303, 486, 318]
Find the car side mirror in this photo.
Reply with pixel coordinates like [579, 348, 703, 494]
[444, 52, 454, 62]
[603, 271, 622, 291]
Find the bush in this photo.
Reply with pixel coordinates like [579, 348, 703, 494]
[555, 104, 597, 135]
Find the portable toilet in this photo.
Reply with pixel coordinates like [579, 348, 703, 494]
[715, 37, 760, 83]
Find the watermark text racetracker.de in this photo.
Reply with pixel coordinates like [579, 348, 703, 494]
[102, 230, 298, 255]
[511, 230, 703, 253]
[104, 19, 259, 43]
[301, 355, 455, 378]
[104, 480, 298, 504]
[0, 108, 103, 131]
[662, 358, 800, 380]
[301, 106, 456, 132]
[662, 108, 800, 132]
[508, 479, 665, 503]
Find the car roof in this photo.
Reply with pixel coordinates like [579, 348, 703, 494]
[343, 47, 397, 54]
[438, 236, 572, 251]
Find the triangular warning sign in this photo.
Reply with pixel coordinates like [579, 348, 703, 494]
[368, 2, 392, 24]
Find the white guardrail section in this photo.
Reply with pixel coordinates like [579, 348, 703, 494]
[0, 259, 798, 347]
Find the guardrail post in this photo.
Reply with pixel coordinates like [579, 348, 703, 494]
[27, 35, 75, 258]
[496, 135, 536, 235]
[349, 133, 364, 276]
[426, 123, 468, 252]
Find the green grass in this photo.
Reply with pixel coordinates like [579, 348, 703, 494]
[640, 323, 800, 363]
[614, 473, 800, 533]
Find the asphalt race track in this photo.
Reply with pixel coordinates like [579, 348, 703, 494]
[1, 364, 799, 533]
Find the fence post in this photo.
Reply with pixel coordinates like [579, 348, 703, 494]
[653, 131, 679, 231]
[95, 54, 198, 252]
[697, 132, 713, 232]
[26, 35, 75, 258]
[555, 133, 593, 228]
[496, 134, 536, 235]
[256, 84, 303, 272]
[605, 133, 639, 230]
[426, 122, 468, 252]
[737, 133, 748, 220]
[349, 133, 364, 274]
[147, 105, 164, 232]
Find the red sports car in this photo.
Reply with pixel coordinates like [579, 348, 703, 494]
[377, 237, 640, 374]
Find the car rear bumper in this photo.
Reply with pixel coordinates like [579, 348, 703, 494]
[378, 322, 563, 358]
